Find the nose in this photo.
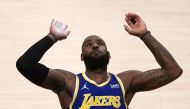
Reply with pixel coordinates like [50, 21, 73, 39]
[92, 43, 99, 49]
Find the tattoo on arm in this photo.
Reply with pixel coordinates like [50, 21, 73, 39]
[129, 33, 183, 92]
[130, 69, 172, 92]
[138, 69, 171, 91]
[142, 32, 181, 72]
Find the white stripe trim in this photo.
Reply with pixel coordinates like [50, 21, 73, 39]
[69, 75, 79, 109]
[115, 75, 128, 109]
[82, 72, 111, 87]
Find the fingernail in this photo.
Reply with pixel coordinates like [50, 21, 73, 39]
[125, 12, 128, 16]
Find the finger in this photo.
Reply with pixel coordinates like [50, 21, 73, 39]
[123, 25, 138, 36]
[125, 13, 128, 17]
[50, 19, 56, 32]
[51, 19, 55, 26]
[125, 17, 133, 27]
[123, 24, 131, 33]
[64, 30, 71, 36]
[127, 12, 139, 18]
[62, 24, 68, 32]
[54, 20, 59, 27]
[58, 22, 63, 28]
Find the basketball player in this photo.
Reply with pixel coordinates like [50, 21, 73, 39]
[16, 12, 183, 109]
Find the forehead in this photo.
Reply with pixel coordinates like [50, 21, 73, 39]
[83, 35, 105, 44]
[82, 35, 107, 50]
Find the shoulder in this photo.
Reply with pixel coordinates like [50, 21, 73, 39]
[43, 69, 77, 94]
[117, 70, 143, 80]
[48, 69, 76, 82]
[116, 70, 143, 90]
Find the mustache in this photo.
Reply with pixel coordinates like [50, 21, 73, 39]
[90, 49, 102, 54]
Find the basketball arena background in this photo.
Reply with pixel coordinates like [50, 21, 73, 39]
[0, 0, 189, 109]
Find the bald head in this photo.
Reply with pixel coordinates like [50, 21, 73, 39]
[82, 35, 107, 51]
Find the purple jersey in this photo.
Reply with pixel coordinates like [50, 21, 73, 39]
[69, 72, 128, 109]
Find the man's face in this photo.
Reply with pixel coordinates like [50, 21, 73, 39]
[81, 35, 110, 70]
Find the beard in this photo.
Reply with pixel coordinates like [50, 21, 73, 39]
[83, 52, 110, 70]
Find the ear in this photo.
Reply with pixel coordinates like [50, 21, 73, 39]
[81, 53, 84, 61]
[108, 51, 111, 59]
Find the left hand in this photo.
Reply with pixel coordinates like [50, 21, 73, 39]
[49, 19, 71, 41]
[123, 12, 148, 38]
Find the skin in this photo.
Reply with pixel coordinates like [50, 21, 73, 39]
[39, 13, 182, 108]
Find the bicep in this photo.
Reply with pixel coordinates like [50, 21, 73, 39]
[130, 68, 172, 92]
[16, 58, 74, 93]
[40, 69, 74, 93]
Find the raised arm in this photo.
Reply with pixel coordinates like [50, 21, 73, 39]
[121, 13, 183, 92]
[16, 19, 75, 93]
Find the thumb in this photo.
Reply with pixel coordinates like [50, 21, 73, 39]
[64, 30, 71, 36]
[51, 19, 55, 26]
[123, 25, 131, 34]
[123, 25, 138, 36]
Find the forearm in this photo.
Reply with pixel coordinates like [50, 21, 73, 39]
[124, 13, 183, 92]
[141, 32, 182, 72]
[19, 34, 55, 64]
[16, 34, 55, 85]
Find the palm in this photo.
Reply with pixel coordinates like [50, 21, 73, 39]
[130, 20, 146, 35]
[50, 19, 71, 40]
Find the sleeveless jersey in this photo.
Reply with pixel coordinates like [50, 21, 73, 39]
[69, 72, 128, 109]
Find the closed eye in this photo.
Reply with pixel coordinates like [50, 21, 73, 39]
[97, 40, 104, 46]
[86, 43, 92, 47]
[98, 42, 103, 45]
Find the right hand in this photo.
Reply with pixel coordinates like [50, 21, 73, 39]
[49, 19, 71, 41]
[123, 13, 147, 38]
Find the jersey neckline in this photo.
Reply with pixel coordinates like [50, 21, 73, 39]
[82, 72, 111, 87]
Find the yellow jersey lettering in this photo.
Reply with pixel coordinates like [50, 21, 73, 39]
[112, 96, 121, 108]
[94, 96, 101, 106]
[80, 94, 91, 109]
[86, 96, 94, 106]
[79, 94, 121, 109]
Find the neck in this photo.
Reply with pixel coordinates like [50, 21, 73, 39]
[86, 66, 107, 74]
[85, 67, 109, 84]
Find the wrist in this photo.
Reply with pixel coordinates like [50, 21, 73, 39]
[140, 31, 151, 40]
[47, 33, 57, 43]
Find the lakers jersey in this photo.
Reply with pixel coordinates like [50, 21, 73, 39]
[69, 72, 128, 109]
